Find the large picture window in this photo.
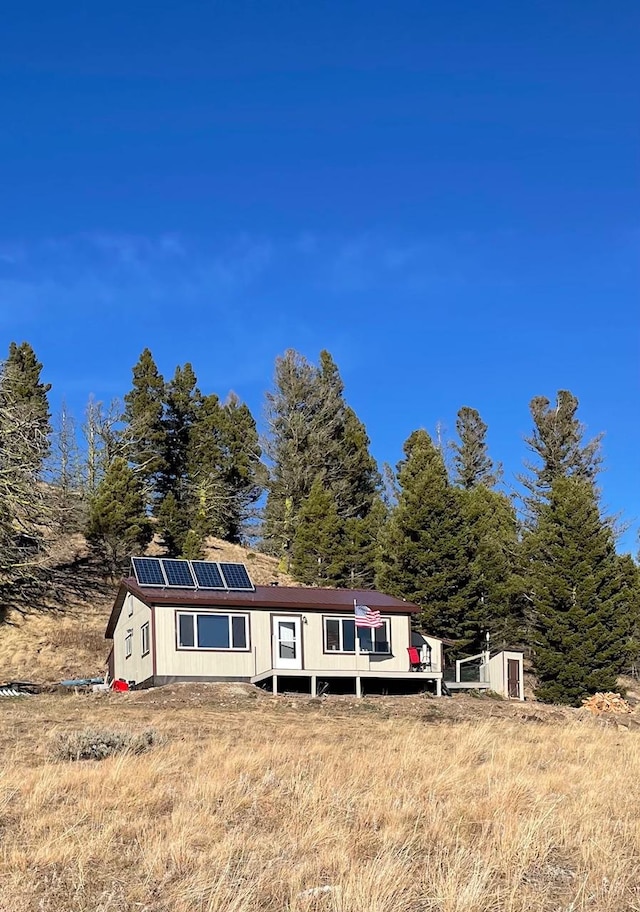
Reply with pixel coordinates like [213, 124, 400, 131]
[324, 617, 390, 654]
[177, 612, 249, 650]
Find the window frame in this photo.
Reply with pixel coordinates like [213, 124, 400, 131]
[125, 628, 133, 659]
[175, 611, 251, 652]
[322, 615, 391, 655]
[141, 622, 150, 657]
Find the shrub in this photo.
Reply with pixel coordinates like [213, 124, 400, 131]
[52, 728, 162, 761]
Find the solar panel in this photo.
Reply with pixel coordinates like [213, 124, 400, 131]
[191, 560, 226, 589]
[161, 559, 196, 588]
[131, 557, 166, 587]
[219, 562, 254, 591]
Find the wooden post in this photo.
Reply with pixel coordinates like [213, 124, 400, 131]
[355, 676, 362, 698]
[310, 674, 317, 698]
[435, 678, 442, 697]
[273, 674, 278, 696]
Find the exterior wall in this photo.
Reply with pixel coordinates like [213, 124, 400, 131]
[112, 593, 153, 685]
[303, 611, 413, 673]
[154, 604, 262, 679]
[485, 651, 524, 700]
[149, 603, 419, 680]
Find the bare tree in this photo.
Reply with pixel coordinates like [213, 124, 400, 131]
[82, 396, 127, 494]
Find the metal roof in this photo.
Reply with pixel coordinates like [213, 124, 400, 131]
[105, 578, 419, 639]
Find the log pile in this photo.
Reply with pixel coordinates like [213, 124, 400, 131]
[581, 692, 631, 715]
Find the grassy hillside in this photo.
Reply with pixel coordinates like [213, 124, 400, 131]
[0, 535, 298, 684]
[2, 688, 640, 912]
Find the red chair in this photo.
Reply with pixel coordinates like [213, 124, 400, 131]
[407, 646, 425, 672]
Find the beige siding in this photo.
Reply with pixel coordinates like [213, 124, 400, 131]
[485, 650, 524, 700]
[152, 604, 417, 679]
[112, 593, 153, 684]
[302, 611, 412, 673]
[154, 604, 260, 678]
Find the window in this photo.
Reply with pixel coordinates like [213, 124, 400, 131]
[125, 629, 133, 659]
[128, 595, 133, 617]
[324, 617, 390, 654]
[177, 612, 249, 650]
[141, 622, 150, 656]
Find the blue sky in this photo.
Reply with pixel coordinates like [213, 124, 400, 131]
[1, 1, 638, 551]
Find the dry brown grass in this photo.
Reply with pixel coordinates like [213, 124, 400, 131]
[2, 689, 640, 912]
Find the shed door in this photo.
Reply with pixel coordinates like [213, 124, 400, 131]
[507, 659, 520, 699]
[273, 616, 302, 670]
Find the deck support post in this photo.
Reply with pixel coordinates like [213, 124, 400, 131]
[273, 674, 278, 696]
[310, 675, 317, 697]
[355, 676, 362, 698]
[435, 678, 442, 697]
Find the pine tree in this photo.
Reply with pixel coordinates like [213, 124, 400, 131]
[264, 349, 380, 582]
[123, 349, 166, 500]
[377, 430, 472, 642]
[291, 477, 344, 585]
[461, 485, 523, 650]
[520, 390, 602, 514]
[3, 341, 52, 472]
[218, 394, 266, 541]
[264, 350, 322, 556]
[187, 392, 227, 543]
[156, 363, 199, 552]
[526, 476, 631, 705]
[451, 406, 500, 489]
[0, 345, 52, 595]
[87, 457, 152, 574]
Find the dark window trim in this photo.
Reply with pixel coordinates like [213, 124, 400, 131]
[322, 614, 392, 655]
[174, 609, 252, 653]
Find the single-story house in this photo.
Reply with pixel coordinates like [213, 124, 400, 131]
[105, 557, 523, 699]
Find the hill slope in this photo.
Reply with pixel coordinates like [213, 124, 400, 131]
[0, 535, 298, 684]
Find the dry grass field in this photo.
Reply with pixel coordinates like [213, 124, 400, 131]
[2, 686, 640, 912]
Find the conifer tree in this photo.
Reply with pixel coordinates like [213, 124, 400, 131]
[123, 349, 166, 499]
[291, 477, 344, 585]
[520, 390, 602, 514]
[156, 363, 199, 553]
[451, 406, 500, 489]
[461, 485, 523, 649]
[377, 430, 472, 642]
[218, 394, 266, 541]
[264, 349, 380, 582]
[0, 344, 52, 594]
[526, 476, 631, 705]
[3, 341, 52, 471]
[87, 457, 152, 573]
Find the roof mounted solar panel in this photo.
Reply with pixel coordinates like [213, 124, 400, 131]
[131, 557, 166, 587]
[161, 558, 196, 588]
[219, 562, 254, 591]
[191, 560, 226, 590]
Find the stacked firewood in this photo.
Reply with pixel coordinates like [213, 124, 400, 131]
[581, 692, 631, 715]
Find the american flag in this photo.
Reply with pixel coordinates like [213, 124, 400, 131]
[354, 604, 383, 629]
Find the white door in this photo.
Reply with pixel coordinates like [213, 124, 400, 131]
[273, 616, 302, 670]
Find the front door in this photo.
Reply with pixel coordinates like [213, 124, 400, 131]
[273, 616, 302, 670]
[507, 659, 520, 699]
